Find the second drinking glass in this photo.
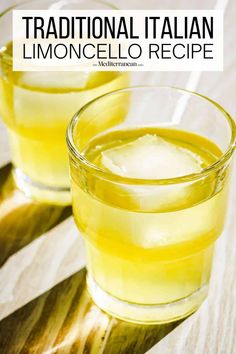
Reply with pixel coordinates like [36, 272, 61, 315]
[0, 0, 129, 204]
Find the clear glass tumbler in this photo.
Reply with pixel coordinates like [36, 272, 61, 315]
[0, 0, 129, 205]
[67, 86, 236, 324]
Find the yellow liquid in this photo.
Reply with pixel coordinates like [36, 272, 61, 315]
[71, 128, 230, 320]
[0, 43, 129, 203]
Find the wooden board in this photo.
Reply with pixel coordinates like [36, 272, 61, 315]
[0, 0, 236, 353]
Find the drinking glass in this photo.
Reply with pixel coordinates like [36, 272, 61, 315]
[67, 86, 236, 324]
[0, 0, 129, 204]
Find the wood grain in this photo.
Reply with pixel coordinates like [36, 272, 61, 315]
[147, 164, 236, 354]
[0, 268, 182, 354]
[0, 164, 182, 354]
[0, 165, 71, 266]
[0, 165, 86, 321]
[0, 0, 236, 353]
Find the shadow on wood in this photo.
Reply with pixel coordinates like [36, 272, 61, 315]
[0, 164, 71, 266]
[0, 268, 183, 354]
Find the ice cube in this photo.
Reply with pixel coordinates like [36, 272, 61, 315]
[101, 134, 203, 179]
[18, 71, 90, 90]
[100, 134, 204, 213]
[99, 135, 207, 246]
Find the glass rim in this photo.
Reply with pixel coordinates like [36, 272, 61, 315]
[67, 85, 236, 186]
[0, 0, 117, 63]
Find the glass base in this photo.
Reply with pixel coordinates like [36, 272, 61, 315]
[13, 168, 71, 205]
[87, 274, 208, 324]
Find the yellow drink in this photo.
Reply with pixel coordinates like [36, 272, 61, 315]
[0, 43, 129, 203]
[70, 128, 230, 323]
